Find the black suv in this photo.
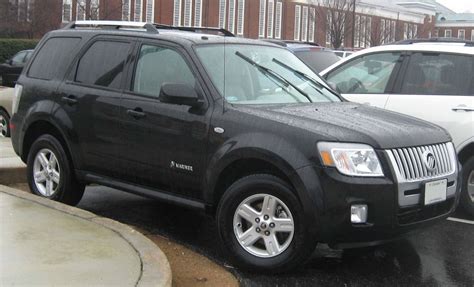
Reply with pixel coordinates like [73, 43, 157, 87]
[11, 21, 461, 272]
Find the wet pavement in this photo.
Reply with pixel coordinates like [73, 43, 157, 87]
[78, 185, 474, 287]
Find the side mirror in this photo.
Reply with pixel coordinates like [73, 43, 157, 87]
[6, 59, 13, 65]
[159, 83, 203, 107]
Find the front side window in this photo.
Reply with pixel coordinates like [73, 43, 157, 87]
[133, 45, 195, 97]
[196, 44, 340, 104]
[75, 41, 130, 89]
[399, 53, 473, 95]
[325, 52, 402, 94]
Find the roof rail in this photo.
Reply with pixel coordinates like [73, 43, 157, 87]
[394, 38, 474, 47]
[64, 21, 159, 33]
[154, 24, 235, 37]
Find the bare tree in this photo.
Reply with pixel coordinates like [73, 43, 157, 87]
[310, 0, 357, 48]
[76, 0, 124, 21]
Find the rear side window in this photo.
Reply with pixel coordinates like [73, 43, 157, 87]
[400, 52, 473, 95]
[28, 37, 81, 80]
[75, 41, 131, 89]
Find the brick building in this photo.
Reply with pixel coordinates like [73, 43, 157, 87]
[434, 13, 474, 41]
[2, 0, 458, 48]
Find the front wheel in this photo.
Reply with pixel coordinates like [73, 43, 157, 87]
[216, 174, 317, 273]
[461, 157, 474, 217]
[27, 134, 85, 205]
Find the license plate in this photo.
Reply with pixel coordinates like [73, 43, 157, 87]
[424, 179, 447, 206]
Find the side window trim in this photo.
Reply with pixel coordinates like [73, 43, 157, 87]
[385, 51, 408, 94]
[71, 37, 134, 92]
[126, 40, 209, 105]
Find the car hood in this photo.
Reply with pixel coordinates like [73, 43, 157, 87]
[238, 102, 451, 149]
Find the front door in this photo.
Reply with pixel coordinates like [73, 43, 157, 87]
[118, 42, 211, 199]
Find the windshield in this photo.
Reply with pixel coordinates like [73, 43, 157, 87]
[195, 44, 340, 105]
[293, 50, 341, 73]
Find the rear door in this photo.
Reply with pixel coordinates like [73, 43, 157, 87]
[57, 37, 134, 177]
[386, 52, 474, 149]
[324, 51, 404, 108]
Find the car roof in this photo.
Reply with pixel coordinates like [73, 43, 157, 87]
[320, 42, 474, 75]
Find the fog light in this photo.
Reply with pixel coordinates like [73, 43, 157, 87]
[351, 204, 368, 224]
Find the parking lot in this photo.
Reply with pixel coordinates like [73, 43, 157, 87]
[78, 185, 474, 286]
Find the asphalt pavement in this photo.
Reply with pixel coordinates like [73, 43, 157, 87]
[77, 185, 474, 287]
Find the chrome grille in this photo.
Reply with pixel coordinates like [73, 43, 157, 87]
[388, 143, 455, 181]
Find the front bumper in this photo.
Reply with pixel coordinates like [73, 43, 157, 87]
[296, 161, 461, 248]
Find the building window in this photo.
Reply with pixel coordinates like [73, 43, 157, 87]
[472, 30, 474, 41]
[228, 0, 236, 33]
[308, 7, 315, 42]
[219, 0, 226, 28]
[62, 0, 72, 23]
[146, 0, 154, 23]
[173, 0, 181, 26]
[275, 1, 282, 39]
[301, 6, 308, 42]
[258, 0, 266, 38]
[458, 29, 465, 40]
[428, 31, 431, 38]
[381, 19, 386, 43]
[391, 20, 396, 42]
[267, 0, 274, 38]
[76, 0, 85, 21]
[403, 23, 408, 40]
[445, 29, 452, 38]
[134, 0, 143, 22]
[366, 17, 372, 47]
[183, 0, 192, 26]
[237, 0, 245, 36]
[326, 12, 332, 46]
[294, 5, 301, 41]
[122, 0, 131, 21]
[194, 0, 202, 26]
[412, 25, 417, 38]
[354, 15, 360, 47]
[26, 0, 33, 22]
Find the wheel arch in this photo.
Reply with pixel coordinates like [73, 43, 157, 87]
[458, 142, 474, 164]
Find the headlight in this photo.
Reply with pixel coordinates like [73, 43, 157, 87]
[317, 142, 384, 177]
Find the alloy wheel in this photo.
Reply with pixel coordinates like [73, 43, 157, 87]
[233, 193, 295, 258]
[468, 171, 474, 202]
[0, 114, 7, 137]
[33, 148, 61, 197]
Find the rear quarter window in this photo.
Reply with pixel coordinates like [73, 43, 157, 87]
[28, 37, 82, 80]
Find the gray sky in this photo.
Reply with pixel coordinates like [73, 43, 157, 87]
[436, 0, 474, 13]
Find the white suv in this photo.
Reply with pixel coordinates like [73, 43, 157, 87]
[321, 39, 474, 216]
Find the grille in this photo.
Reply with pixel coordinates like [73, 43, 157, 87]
[389, 143, 455, 181]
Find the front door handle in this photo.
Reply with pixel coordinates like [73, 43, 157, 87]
[61, 95, 77, 105]
[452, 105, 474, 112]
[126, 108, 146, 119]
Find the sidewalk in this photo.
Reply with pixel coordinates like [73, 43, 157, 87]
[0, 185, 172, 286]
[0, 137, 26, 184]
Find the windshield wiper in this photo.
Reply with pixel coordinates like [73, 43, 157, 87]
[235, 51, 313, 103]
[272, 58, 338, 101]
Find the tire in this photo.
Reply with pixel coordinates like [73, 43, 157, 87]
[27, 134, 85, 205]
[460, 157, 474, 217]
[0, 109, 10, 138]
[216, 174, 317, 273]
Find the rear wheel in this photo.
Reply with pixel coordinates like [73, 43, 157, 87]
[461, 157, 474, 217]
[0, 109, 10, 138]
[217, 174, 317, 273]
[27, 134, 85, 205]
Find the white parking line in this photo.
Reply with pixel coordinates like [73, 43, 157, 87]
[447, 217, 474, 225]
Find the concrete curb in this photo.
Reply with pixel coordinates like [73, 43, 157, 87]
[0, 184, 172, 287]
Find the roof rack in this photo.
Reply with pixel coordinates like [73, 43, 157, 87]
[64, 21, 159, 33]
[154, 24, 234, 37]
[63, 21, 235, 37]
[394, 38, 474, 47]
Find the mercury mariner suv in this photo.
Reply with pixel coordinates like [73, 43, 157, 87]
[10, 21, 461, 272]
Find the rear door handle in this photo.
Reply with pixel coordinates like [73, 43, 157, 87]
[61, 95, 78, 105]
[126, 108, 146, 119]
[452, 105, 474, 112]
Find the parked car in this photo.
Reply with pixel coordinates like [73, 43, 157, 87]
[11, 22, 461, 272]
[321, 38, 474, 216]
[0, 49, 34, 87]
[265, 40, 341, 73]
[0, 87, 14, 137]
